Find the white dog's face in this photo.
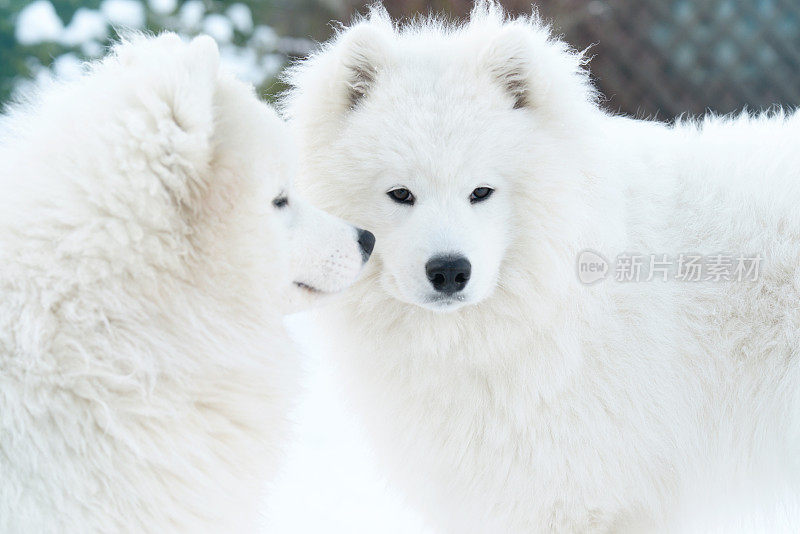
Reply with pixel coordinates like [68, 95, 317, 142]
[272, 186, 374, 309]
[205, 55, 374, 312]
[285, 13, 589, 313]
[372, 163, 512, 313]
[247, 147, 373, 311]
[296, 96, 520, 313]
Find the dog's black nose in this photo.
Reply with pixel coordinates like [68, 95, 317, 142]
[425, 255, 471, 294]
[357, 229, 375, 261]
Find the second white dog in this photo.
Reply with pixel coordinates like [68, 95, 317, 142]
[285, 2, 800, 532]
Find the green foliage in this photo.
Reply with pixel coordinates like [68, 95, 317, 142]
[0, 0, 338, 105]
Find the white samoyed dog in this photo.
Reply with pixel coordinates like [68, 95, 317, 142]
[284, 2, 800, 532]
[0, 34, 374, 532]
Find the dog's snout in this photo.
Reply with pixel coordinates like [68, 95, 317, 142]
[357, 229, 376, 261]
[426, 255, 471, 294]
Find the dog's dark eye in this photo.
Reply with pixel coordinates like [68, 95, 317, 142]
[387, 188, 415, 206]
[469, 187, 494, 204]
[272, 195, 289, 209]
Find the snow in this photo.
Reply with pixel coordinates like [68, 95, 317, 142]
[100, 0, 146, 29]
[15, 1, 64, 45]
[261, 53, 285, 81]
[16, 3, 109, 49]
[81, 40, 106, 58]
[148, 0, 177, 16]
[61, 8, 108, 47]
[250, 25, 279, 50]
[226, 3, 253, 34]
[262, 313, 436, 534]
[178, 0, 205, 31]
[52, 53, 84, 80]
[219, 45, 262, 86]
[12, 0, 293, 98]
[202, 14, 234, 44]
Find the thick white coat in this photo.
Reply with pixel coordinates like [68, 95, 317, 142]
[285, 3, 800, 532]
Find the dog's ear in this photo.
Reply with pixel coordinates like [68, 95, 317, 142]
[168, 35, 220, 138]
[478, 21, 594, 115]
[338, 21, 393, 110]
[479, 24, 546, 110]
[279, 9, 393, 132]
[115, 34, 222, 212]
[118, 34, 220, 139]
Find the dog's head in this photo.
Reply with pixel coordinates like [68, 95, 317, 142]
[284, 2, 594, 312]
[103, 34, 374, 311]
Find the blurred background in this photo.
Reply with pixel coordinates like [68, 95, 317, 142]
[1, 0, 800, 116]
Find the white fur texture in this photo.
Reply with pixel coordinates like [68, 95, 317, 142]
[284, 3, 800, 532]
[0, 33, 367, 532]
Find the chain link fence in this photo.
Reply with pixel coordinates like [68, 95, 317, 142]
[536, 0, 800, 118]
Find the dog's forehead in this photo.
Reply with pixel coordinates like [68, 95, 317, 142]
[358, 101, 514, 186]
[365, 77, 500, 143]
[385, 55, 495, 106]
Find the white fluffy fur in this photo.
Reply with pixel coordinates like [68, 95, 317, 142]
[284, 3, 800, 532]
[0, 34, 368, 532]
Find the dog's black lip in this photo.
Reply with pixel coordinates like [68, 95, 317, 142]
[294, 281, 324, 294]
